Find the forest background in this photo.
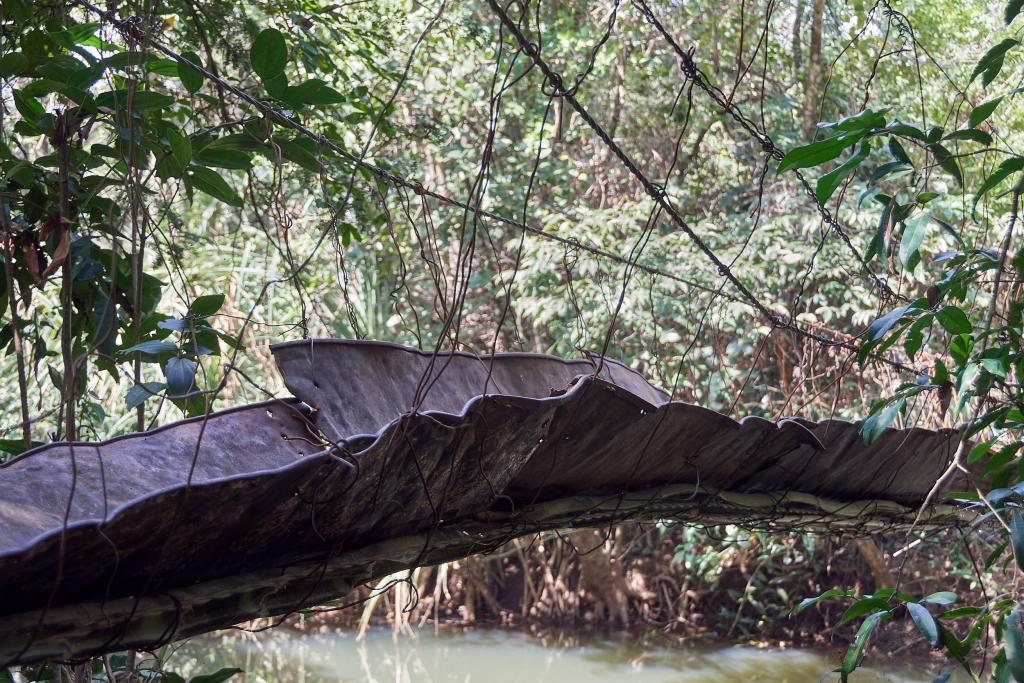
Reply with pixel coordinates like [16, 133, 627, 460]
[2, 0, 1023, 679]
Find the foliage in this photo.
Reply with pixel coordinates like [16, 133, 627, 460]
[785, 0, 1024, 679]
[2, 0, 1023, 678]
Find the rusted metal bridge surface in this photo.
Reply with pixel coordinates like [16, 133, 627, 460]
[0, 340, 962, 665]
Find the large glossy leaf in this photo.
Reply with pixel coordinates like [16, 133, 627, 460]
[899, 214, 929, 272]
[1005, 609, 1024, 682]
[189, 667, 243, 683]
[286, 78, 345, 106]
[250, 28, 287, 82]
[907, 602, 941, 647]
[119, 340, 176, 356]
[1010, 509, 1024, 571]
[0, 51, 28, 77]
[970, 39, 1019, 87]
[836, 597, 892, 628]
[974, 157, 1024, 217]
[860, 398, 905, 444]
[165, 357, 196, 397]
[179, 50, 205, 94]
[272, 138, 321, 172]
[188, 167, 243, 207]
[793, 588, 855, 613]
[777, 132, 867, 174]
[841, 611, 887, 682]
[166, 129, 192, 166]
[936, 306, 972, 336]
[816, 141, 870, 204]
[1008, 0, 1024, 24]
[125, 382, 166, 409]
[927, 143, 963, 186]
[190, 293, 225, 317]
[95, 89, 175, 111]
[819, 108, 888, 134]
[194, 147, 252, 170]
[970, 98, 1004, 128]
[922, 592, 958, 606]
[943, 129, 993, 145]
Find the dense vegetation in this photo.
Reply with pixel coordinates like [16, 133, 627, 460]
[3, 0, 1024, 679]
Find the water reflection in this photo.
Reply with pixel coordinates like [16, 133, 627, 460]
[169, 628, 955, 683]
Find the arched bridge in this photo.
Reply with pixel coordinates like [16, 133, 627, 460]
[0, 340, 963, 665]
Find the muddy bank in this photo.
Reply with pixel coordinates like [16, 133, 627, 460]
[282, 524, 976, 664]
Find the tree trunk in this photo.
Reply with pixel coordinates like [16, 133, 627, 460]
[802, 0, 825, 140]
[572, 529, 630, 628]
[854, 537, 895, 589]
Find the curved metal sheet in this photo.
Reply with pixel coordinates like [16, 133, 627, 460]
[0, 339, 962, 664]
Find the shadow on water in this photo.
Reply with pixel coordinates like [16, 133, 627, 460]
[168, 628, 962, 683]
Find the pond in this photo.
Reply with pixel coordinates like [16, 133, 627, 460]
[168, 628, 960, 682]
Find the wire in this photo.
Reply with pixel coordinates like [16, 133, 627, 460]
[70, 0, 917, 373]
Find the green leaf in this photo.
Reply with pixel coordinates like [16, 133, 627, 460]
[864, 304, 916, 345]
[968, 438, 999, 464]
[166, 129, 192, 166]
[286, 78, 345, 106]
[0, 52, 29, 78]
[147, 58, 182, 76]
[165, 357, 196, 397]
[264, 71, 288, 99]
[1006, 609, 1024, 683]
[95, 89, 176, 112]
[970, 38, 1019, 87]
[92, 292, 116, 355]
[119, 340, 177, 356]
[158, 318, 186, 333]
[1010, 509, 1024, 571]
[943, 129, 993, 145]
[904, 314, 933, 360]
[819, 108, 888, 134]
[936, 306, 972, 336]
[816, 141, 870, 204]
[178, 50, 204, 94]
[869, 161, 911, 183]
[899, 214, 929, 272]
[250, 28, 288, 82]
[1008, 0, 1024, 24]
[970, 98, 1003, 128]
[907, 602, 941, 647]
[190, 294, 225, 317]
[888, 137, 912, 165]
[202, 132, 267, 152]
[188, 167, 242, 207]
[272, 138, 321, 172]
[189, 667, 243, 683]
[125, 382, 166, 409]
[194, 147, 252, 170]
[887, 122, 928, 140]
[927, 143, 963, 186]
[793, 588, 854, 613]
[841, 611, 887, 682]
[921, 591, 958, 606]
[837, 597, 892, 628]
[860, 398, 905, 445]
[973, 157, 1024, 217]
[778, 132, 866, 174]
[98, 51, 151, 70]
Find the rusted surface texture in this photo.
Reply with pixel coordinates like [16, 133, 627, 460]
[0, 339, 962, 664]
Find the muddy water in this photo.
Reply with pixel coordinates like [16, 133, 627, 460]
[169, 628, 960, 683]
